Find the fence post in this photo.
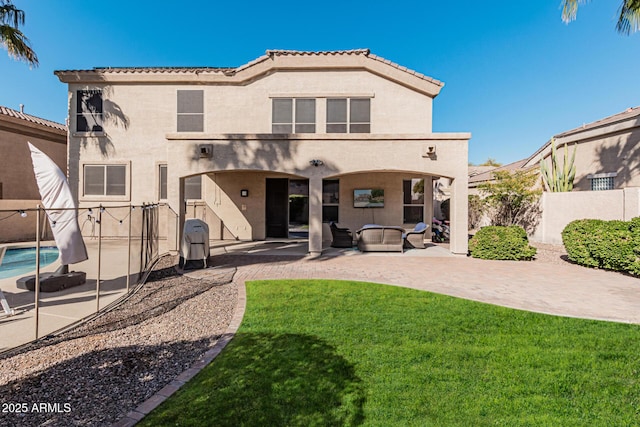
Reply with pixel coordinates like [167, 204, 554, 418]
[34, 206, 41, 340]
[127, 204, 132, 292]
[96, 205, 102, 312]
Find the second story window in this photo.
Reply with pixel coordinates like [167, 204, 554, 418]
[272, 98, 316, 133]
[177, 90, 204, 132]
[327, 98, 370, 133]
[77, 90, 103, 132]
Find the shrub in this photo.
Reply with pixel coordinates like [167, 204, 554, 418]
[469, 225, 537, 260]
[562, 218, 640, 276]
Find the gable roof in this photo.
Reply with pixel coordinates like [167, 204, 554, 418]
[468, 159, 530, 187]
[55, 49, 444, 97]
[522, 105, 640, 168]
[0, 106, 66, 132]
[554, 106, 640, 139]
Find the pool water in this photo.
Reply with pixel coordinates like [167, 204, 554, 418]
[0, 247, 60, 280]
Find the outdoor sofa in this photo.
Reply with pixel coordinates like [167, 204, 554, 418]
[356, 225, 405, 252]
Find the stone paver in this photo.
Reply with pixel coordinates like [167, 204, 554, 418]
[218, 251, 640, 324]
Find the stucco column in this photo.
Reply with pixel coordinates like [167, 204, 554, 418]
[308, 176, 323, 255]
[424, 176, 433, 227]
[449, 176, 468, 255]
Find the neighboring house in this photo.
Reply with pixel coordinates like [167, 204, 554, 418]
[55, 49, 471, 255]
[469, 106, 640, 244]
[523, 106, 640, 191]
[0, 106, 67, 242]
[0, 106, 67, 200]
[467, 159, 530, 195]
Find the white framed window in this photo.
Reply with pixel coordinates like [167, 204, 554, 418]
[184, 175, 202, 200]
[588, 172, 616, 191]
[159, 164, 168, 200]
[326, 98, 370, 133]
[403, 178, 424, 223]
[272, 98, 316, 133]
[76, 90, 103, 132]
[177, 90, 204, 132]
[83, 164, 126, 196]
[322, 179, 339, 223]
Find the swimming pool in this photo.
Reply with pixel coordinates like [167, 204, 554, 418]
[0, 247, 60, 280]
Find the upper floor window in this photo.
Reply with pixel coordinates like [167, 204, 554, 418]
[272, 98, 316, 133]
[77, 90, 103, 132]
[84, 164, 126, 196]
[177, 90, 204, 132]
[326, 98, 370, 133]
[589, 172, 616, 191]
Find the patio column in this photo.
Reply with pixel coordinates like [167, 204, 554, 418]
[308, 176, 323, 255]
[449, 176, 468, 255]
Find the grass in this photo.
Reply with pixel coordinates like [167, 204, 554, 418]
[141, 280, 640, 426]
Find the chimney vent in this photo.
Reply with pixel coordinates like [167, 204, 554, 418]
[19, 104, 24, 113]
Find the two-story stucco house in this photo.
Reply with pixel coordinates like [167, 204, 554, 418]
[55, 49, 471, 255]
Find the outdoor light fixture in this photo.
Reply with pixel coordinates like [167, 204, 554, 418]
[19, 210, 27, 218]
[309, 159, 324, 167]
[240, 189, 249, 197]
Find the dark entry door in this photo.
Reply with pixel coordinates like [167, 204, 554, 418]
[266, 178, 289, 238]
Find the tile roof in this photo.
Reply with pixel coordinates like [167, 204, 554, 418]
[91, 66, 234, 74]
[0, 106, 66, 132]
[56, 49, 444, 87]
[265, 49, 443, 86]
[555, 106, 640, 138]
[468, 159, 529, 185]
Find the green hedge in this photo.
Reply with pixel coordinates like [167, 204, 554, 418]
[469, 226, 537, 260]
[562, 218, 640, 276]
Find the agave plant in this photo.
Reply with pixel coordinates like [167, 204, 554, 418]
[540, 138, 576, 192]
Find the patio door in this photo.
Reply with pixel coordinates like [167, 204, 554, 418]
[266, 178, 289, 238]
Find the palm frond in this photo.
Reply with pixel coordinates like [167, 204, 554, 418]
[0, 24, 38, 66]
[561, 0, 583, 23]
[616, 0, 640, 34]
[0, 2, 25, 28]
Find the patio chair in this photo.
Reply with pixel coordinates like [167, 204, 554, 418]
[403, 222, 429, 249]
[329, 222, 354, 248]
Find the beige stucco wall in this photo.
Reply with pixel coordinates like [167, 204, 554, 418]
[165, 134, 469, 253]
[0, 120, 66, 200]
[0, 200, 53, 242]
[527, 127, 640, 191]
[59, 55, 470, 254]
[531, 189, 640, 244]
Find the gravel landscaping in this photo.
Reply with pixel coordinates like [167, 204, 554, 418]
[0, 256, 238, 427]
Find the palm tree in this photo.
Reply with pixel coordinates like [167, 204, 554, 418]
[0, 0, 38, 66]
[561, 0, 640, 34]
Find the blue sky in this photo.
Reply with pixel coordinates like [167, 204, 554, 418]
[2, 0, 639, 164]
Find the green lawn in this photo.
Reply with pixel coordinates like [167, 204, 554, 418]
[141, 280, 640, 426]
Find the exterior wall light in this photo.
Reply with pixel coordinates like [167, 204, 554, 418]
[309, 159, 324, 167]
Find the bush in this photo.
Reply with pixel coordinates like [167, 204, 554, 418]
[469, 226, 537, 260]
[562, 218, 640, 275]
